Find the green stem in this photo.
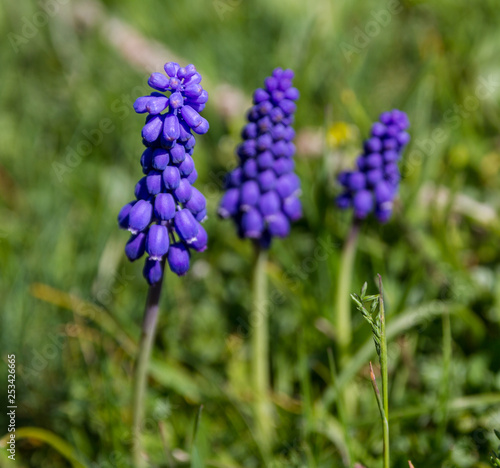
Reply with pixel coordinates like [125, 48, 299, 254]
[378, 275, 390, 468]
[132, 262, 165, 467]
[437, 311, 451, 444]
[335, 220, 361, 364]
[251, 245, 272, 450]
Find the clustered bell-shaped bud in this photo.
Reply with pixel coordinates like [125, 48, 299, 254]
[118, 62, 209, 284]
[218, 68, 302, 247]
[336, 109, 410, 223]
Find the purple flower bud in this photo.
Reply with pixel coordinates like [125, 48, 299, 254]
[169, 92, 184, 109]
[174, 209, 199, 243]
[162, 166, 181, 190]
[383, 150, 399, 163]
[186, 169, 198, 184]
[258, 100, 273, 116]
[241, 208, 264, 238]
[257, 151, 274, 169]
[190, 224, 208, 252]
[353, 190, 373, 219]
[243, 159, 258, 179]
[142, 115, 163, 143]
[278, 99, 296, 115]
[164, 62, 180, 77]
[188, 89, 209, 105]
[184, 84, 203, 99]
[167, 243, 190, 276]
[257, 133, 273, 151]
[258, 190, 281, 217]
[176, 154, 194, 176]
[146, 171, 163, 195]
[226, 168, 243, 188]
[151, 148, 170, 170]
[371, 122, 386, 137]
[143, 258, 163, 284]
[366, 169, 384, 187]
[173, 178, 193, 204]
[269, 107, 284, 123]
[118, 201, 136, 229]
[364, 137, 382, 153]
[383, 138, 397, 150]
[169, 144, 186, 164]
[254, 88, 270, 104]
[397, 132, 410, 146]
[242, 123, 258, 140]
[218, 188, 240, 218]
[148, 72, 170, 91]
[264, 76, 278, 92]
[181, 106, 209, 134]
[273, 157, 295, 176]
[374, 181, 393, 203]
[146, 224, 169, 260]
[276, 173, 300, 198]
[195, 209, 207, 222]
[128, 199, 153, 233]
[240, 180, 260, 209]
[125, 232, 146, 261]
[163, 113, 180, 142]
[365, 153, 383, 169]
[135, 177, 150, 199]
[271, 140, 288, 158]
[283, 196, 302, 221]
[284, 87, 299, 100]
[141, 148, 154, 173]
[154, 193, 176, 220]
[257, 169, 276, 192]
[267, 212, 290, 238]
[257, 116, 272, 134]
[346, 172, 366, 191]
[271, 123, 286, 140]
[184, 187, 206, 214]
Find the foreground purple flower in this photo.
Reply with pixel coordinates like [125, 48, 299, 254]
[118, 62, 209, 284]
[218, 68, 302, 247]
[336, 109, 410, 223]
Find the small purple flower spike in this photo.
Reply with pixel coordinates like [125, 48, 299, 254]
[218, 68, 302, 247]
[118, 62, 210, 284]
[336, 109, 410, 223]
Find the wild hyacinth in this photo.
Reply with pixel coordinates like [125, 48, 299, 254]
[333, 109, 410, 411]
[119, 62, 209, 468]
[218, 68, 300, 451]
[336, 109, 410, 223]
[218, 67, 302, 247]
[118, 62, 209, 285]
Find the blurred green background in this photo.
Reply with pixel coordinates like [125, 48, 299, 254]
[1, 0, 500, 466]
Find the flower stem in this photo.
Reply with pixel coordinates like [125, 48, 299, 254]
[377, 275, 390, 468]
[132, 261, 165, 467]
[251, 245, 272, 451]
[335, 219, 361, 364]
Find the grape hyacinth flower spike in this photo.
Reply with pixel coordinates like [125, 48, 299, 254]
[336, 109, 410, 223]
[117, 62, 209, 467]
[333, 109, 410, 373]
[218, 68, 301, 450]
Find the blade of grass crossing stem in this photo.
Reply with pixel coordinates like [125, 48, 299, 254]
[378, 275, 390, 468]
